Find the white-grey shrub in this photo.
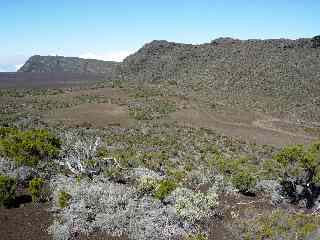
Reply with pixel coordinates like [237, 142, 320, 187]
[58, 131, 101, 174]
[49, 175, 196, 240]
[173, 186, 219, 225]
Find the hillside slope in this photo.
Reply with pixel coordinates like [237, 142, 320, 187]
[18, 55, 120, 75]
[120, 37, 320, 123]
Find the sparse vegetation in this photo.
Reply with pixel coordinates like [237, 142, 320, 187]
[231, 209, 320, 240]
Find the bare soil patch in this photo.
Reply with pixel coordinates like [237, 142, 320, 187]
[45, 103, 132, 128]
[171, 108, 316, 146]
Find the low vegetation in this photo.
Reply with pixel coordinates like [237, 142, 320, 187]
[231, 209, 320, 240]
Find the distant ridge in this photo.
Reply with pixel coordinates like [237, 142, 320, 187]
[18, 55, 120, 74]
[17, 36, 320, 122]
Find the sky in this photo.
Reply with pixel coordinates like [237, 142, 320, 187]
[0, 0, 319, 71]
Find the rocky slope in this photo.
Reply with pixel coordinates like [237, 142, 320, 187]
[18, 37, 320, 123]
[120, 37, 320, 123]
[18, 55, 120, 75]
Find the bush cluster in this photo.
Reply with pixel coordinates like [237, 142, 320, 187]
[0, 127, 61, 166]
[270, 141, 320, 207]
[0, 175, 16, 208]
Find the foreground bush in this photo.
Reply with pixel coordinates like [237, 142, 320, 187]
[0, 175, 16, 208]
[231, 170, 257, 194]
[0, 127, 61, 166]
[175, 186, 219, 225]
[272, 141, 320, 207]
[49, 176, 195, 240]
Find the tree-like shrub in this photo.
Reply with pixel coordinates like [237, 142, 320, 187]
[0, 175, 16, 208]
[0, 127, 61, 166]
[231, 170, 257, 194]
[272, 141, 320, 207]
[28, 177, 47, 202]
[312, 35, 320, 48]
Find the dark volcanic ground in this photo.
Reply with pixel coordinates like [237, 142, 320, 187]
[0, 72, 106, 89]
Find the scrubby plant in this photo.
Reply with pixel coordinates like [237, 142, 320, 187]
[312, 35, 320, 48]
[0, 127, 60, 166]
[185, 233, 208, 240]
[49, 176, 193, 240]
[0, 175, 16, 208]
[271, 141, 320, 207]
[58, 191, 71, 209]
[59, 131, 101, 174]
[175, 186, 219, 225]
[154, 179, 177, 201]
[104, 166, 125, 183]
[28, 177, 47, 202]
[231, 170, 257, 194]
[137, 176, 158, 195]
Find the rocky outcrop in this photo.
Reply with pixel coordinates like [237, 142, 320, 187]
[18, 55, 120, 75]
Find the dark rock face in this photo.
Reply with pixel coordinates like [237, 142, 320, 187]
[18, 55, 120, 75]
[312, 35, 320, 48]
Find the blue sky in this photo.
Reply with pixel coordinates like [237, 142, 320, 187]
[0, 0, 319, 71]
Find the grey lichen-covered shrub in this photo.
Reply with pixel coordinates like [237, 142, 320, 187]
[174, 186, 219, 225]
[59, 130, 101, 175]
[0, 175, 16, 208]
[49, 175, 196, 240]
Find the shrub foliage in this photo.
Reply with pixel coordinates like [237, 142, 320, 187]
[0, 127, 60, 166]
[0, 175, 16, 208]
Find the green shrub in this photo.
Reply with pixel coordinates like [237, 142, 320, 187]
[0, 175, 16, 208]
[58, 191, 72, 208]
[154, 179, 177, 201]
[272, 141, 320, 206]
[0, 127, 61, 166]
[231, 170, 257, 193]
[28, 178, 47, 202]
